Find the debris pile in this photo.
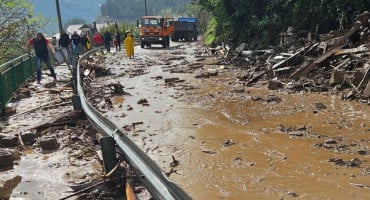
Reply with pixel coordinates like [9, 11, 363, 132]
[229, 11, 370, 103]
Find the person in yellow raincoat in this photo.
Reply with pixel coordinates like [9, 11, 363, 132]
[124, 32, 134, 59]
[86, 35, 92, 50]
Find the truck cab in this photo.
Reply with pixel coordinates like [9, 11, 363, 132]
[140, 16, 174, 48]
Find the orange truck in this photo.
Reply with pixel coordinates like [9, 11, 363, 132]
[139, 16, 174, 48]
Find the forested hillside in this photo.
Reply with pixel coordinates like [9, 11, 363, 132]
[100, 0, 192, 21]
[194, 0, 370, 48]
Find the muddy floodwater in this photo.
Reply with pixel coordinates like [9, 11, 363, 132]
[91, 41, 370, 200]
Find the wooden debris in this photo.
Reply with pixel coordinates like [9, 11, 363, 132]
[227, 11, 370, 102]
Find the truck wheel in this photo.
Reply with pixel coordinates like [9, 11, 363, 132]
[141, 42, 145, 48]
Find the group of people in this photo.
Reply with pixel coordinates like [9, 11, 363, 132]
[26, 29, 135, 84]
[59, 30, 91, 59]
[93, 30, 134, 58]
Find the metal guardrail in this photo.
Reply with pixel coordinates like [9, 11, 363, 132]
[76, 49, 192, 200]
[0, 55, 36, 113]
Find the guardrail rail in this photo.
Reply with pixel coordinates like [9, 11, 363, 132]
[76, 49, 193, 200]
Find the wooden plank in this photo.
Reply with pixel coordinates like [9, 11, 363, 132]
[291, 23, 361, 79]
[334, 46, 369, 55]
[272, 44, 315, 70]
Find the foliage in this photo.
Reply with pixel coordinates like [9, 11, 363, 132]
[194, 0, 370, 48]
[183, 1, 211, 34]
[100, 0, 192, 21]
[0, 0, 46, 63]
[204, 17, 217, 46]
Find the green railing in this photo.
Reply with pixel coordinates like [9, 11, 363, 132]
[0, 54, 37, 114]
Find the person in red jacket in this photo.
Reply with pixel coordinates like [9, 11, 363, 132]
[26, 33, 57, 84]
[93, 32, 103, 47]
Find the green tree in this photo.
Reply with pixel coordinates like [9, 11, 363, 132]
[100, 0, 192, 20]
[0, 0, 46, 62]
[194, 0, 370, 48]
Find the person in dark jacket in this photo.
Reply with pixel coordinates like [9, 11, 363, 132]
[103, 31, 112, 53]
[115, 32, 121, 51]
[70, 31, 81, 57]
[26, 33, 56, 84]
[80, 34, 88, 53]
[58, 30, 71, 64]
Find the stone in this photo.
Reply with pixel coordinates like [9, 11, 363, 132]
[0, 135, 19, 147]
[21, 131, 37, 145]
[0, 149, 15, 168]
[39, 136, 59, 151]
[268, 80, 284, 90]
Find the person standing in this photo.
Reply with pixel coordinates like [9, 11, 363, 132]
[115, 32, 121, 51]
[93, 32, 103, 47]
[26, 33, 57, 84]
[86, 35, 92, 50]
[70, 31, 81, 57]
[58, 30, 70, 64]
[80, 34, 88, 53]
[124, 32, 134, 59]
[103, 31, 112, 53]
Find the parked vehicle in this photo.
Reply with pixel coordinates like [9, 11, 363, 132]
[139, 16, 174, 48]
[171, 17, 198, 42]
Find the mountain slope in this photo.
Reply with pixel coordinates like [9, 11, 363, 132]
[29, 0, 104, 33]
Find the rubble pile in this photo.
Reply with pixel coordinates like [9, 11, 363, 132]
[230, 11, 370, 103]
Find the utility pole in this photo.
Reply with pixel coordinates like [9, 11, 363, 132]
[55, 0, 63, 33]
[144, 0, 147, 16]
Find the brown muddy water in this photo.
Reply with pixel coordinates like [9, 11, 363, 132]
[95, 42, 369, 200]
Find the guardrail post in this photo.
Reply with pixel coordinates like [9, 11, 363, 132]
[100, 137, 119, 176]
[71, 56, 82, 110]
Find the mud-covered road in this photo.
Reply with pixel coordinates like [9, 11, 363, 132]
[86, 40, 370, 200]
[0, 39, 369, 200]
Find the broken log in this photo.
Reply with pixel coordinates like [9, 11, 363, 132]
[334, 45, 369, 55]
[245, 45, 313, 85]
[291, 22, 361, 79]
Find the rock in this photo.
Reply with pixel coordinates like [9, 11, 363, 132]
[164, 78, 180, 83]
[267, 80, 284, 90]
[137, 98, 148, 105]
[266, 95, 282, 103]
[324, 139, 337, 144]
[39, 136, 59, 151]
[21, 131, 37, 145]
[0, 149, 16, 168]
[314, 102, 327, 110]
[0, 135, 19, 147]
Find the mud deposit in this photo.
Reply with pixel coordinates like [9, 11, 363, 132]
[87, 41, 369, 199]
